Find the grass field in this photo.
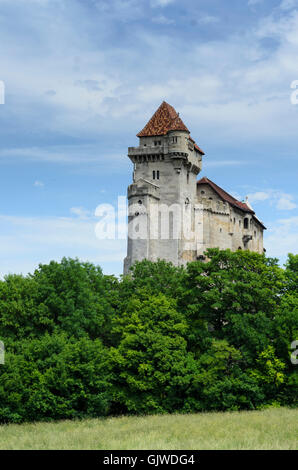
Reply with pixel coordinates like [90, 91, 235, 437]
[0, 408, 296, 450]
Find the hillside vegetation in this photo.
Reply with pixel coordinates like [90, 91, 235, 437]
[0, 408, 297, 450]
[0, 249, 297, 423]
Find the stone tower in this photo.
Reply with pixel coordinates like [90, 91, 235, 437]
[123, 101, 205, 273]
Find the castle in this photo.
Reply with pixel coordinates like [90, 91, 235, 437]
[124, 101, 266, 273]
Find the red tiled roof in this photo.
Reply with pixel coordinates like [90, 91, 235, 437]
[197, 177, 266, 229]
[137, 101, 190, 137]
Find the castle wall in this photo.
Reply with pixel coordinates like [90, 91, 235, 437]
[196, 183, 264, 256]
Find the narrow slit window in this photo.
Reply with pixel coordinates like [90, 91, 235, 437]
[157, 170, 160, 180]
[153, 170, 156, 180]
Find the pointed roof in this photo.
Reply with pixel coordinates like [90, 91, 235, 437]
[137, 101, 190, 137]
[197, 177, 266, 228]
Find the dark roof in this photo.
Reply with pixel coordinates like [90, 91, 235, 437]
[137, 101, 205, 155]
[197, 177, 266, 229]
[137, 101, 189, 137]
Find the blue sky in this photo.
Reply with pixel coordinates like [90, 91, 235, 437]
[0, 0, 298, 277]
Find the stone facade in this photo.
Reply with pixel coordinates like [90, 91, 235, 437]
[196, 180, 265, 258]
[124, 102, 266, 273]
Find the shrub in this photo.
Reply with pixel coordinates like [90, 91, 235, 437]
[0, 333, 111, 423]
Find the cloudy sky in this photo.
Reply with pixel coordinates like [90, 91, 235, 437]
[0, 0, 298, 277]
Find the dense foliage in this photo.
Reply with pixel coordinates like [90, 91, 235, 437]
[0, 250, 297, 423]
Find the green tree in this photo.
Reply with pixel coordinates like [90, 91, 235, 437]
[182, 249, 286, 364]
[110, 291, 197, 414]
[190, 340, 264, 411]
[0, 333, 111, 423]
[0, 258, 118, 344]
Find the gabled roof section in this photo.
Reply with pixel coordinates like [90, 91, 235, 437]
[137, 101, 190, 137]
[197, 177, 266, 229]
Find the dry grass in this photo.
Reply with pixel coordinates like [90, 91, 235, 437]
[0, 407, 297, 450]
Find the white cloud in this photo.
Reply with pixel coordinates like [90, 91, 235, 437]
[280, 0, 298, 11]
[247, 190, 297, 210]
[150, 0, 175, 7]
[246, 191, 270, 202]
[276, 195, 297, 210]
[1, 0, 298, 148]
[0, 146, 125, 166]
[265, 215, 298, 262]
[152, 15, 175, 25]
[198, 15, 220, 25]
[70, 206, 92, 219]
[248, 0, 264, 6]
[34, 180, 44, 187]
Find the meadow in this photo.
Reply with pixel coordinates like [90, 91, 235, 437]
[0, 408, 296, 450]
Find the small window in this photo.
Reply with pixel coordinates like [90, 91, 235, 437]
[187, 173, 189, 184]
[234, 218, 236, 224]
[209, 197, 213, 200]
[220, 228, 222, 233]
[254, 231, 257, 238]
[238, 246, 242, 250]
[153, 170, 156, 179]
[172, 136, 177, 143]
[244, 218, 249, 229]
[154, 141, 157, 146]
[138, 200, 143, 205]
[239, 220, 241, 227]
[201, 190, 205, 195]
[157, 170, 160, 180]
